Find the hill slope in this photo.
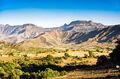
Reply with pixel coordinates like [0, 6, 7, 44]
[0, 24, 44, 43]
[0, 20, 120, 47]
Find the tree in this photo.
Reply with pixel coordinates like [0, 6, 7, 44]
[110, 41, 120, 64]
[97, 40, 120, 66]
[0, 67, 6, 78]
[40, 68, 60, 78]
[97, 55, 108, 65]
[42, 55, 55, 65]
[64, 53, 70, 59]
[88, 51, 95, 58]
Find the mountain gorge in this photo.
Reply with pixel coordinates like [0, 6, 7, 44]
[0, 20, 120, 46]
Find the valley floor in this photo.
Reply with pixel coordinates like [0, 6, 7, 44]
[0, 42, 119, 79]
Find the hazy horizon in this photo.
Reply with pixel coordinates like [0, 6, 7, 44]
[0, 0, 120, 27]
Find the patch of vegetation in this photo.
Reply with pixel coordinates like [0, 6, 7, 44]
[97, 40, 120, 65]
[41, 55, 62, 65]
[27, 47, 66, 54]
[0, 58, 67, 79]
[110, 41, 120, 64]
[97, 55, 109, 66]
[64, 53, 71, 59]
[88, 51, 95, 58]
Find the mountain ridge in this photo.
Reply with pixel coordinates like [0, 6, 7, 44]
[0, 20, 119, 46]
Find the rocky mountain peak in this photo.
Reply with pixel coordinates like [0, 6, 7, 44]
[23, 23, 36, 27]
[60, 20, 106, 32]
[67, 20, 105, 27]
[0, 20, 119, 44]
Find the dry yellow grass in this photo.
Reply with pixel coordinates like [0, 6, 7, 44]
[0, 56, 16, 62]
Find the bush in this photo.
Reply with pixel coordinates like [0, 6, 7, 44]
[42, 55, 55, 65]
[88, 51, 95, 58]
[109, 41, 120, 64]
[42, 55, 62, 65]
[39, 68, 60, 78]
[64, 53, 70, 59]
[60, 71, 67, 76]
[96, 40, 120, 67]
[0, 67, 6, 78]
[30, 72, 39, 79]
[97, 55, 109, 66]
[84, 54, 89, 58]
[65, 49, 69, 52]
[0, 56, 67, 79]
[21, 72, 30, 79]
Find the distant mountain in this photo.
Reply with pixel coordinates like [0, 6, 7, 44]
[90, 25, 120, 42]
[49, 20, 106, 32]
[20, 25, 120, 47]
[0, 23, 44, 43]
[0, 20, 119, 46]
[66, 25, 120, 44]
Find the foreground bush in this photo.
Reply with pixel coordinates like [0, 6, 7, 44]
[0, 57, 67, 79]
[109, 41, 120, 64]
[97, 40, 120, 66]
[97, 55, 109, 66]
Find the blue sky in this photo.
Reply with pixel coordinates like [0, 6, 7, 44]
[0, 0, 120, 27]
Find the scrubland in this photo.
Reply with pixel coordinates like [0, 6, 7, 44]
[0, 41, 120, 79]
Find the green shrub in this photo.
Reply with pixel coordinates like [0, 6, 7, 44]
[110, 41, 120, 64]
[64, 53, 70, 59]
[0, 67, 6, 78]
[88, 51, 95, 58]
[84, 54, 89, 58]
[97, 55, 109, 65]
[39, 68, 60, 78]
[0, 56, 67, 79]
[0, 67, 5, 74]
[65, 49, 69, 52]
[88, 51, 93, 57]
[42, 55, 55, 65]
[60, 71, 67, 76]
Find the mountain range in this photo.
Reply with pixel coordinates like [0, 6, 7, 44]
[0, 20, 120, 47]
